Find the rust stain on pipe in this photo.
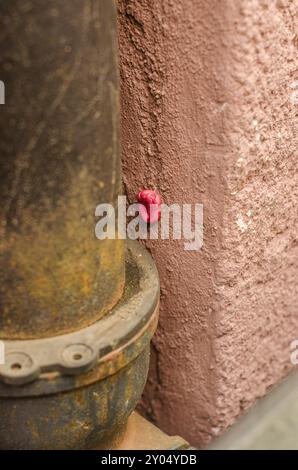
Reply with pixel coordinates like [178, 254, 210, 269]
[0, 0, 124, 339]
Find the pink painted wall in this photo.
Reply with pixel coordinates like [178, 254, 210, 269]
[118, 0, 298, 446]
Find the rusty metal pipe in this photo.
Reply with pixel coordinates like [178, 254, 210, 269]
[0, 0, 124, 340]
[0, 0, 162, 450]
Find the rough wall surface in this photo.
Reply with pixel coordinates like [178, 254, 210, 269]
[118, 0, 298, 446]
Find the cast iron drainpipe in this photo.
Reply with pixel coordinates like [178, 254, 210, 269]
[0, 0, 189, 450]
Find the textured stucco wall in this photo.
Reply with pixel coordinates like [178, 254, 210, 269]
[118, 0, 298, 446]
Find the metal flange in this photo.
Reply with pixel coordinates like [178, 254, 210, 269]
[0, 241, 159, 397]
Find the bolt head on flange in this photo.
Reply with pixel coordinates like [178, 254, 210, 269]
[0, 241, 159, 449]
